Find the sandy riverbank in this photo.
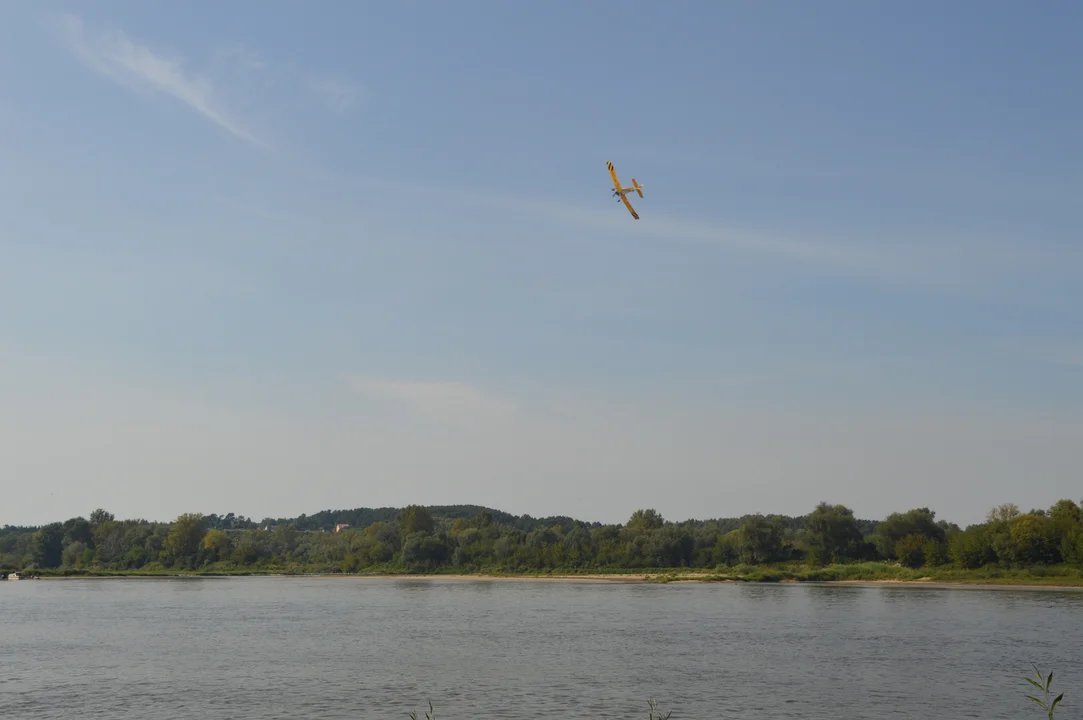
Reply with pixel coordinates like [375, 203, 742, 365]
[321, 573, 663, 583]
[317, 573, 1083, 590]
[25, 572, 1083, 590]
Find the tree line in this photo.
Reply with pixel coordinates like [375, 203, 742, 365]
[1, 499, 1081, 575]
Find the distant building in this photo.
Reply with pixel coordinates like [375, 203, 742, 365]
[335, 524, 351, 533]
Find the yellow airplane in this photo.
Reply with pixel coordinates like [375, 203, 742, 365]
[607, 160, 643, 220]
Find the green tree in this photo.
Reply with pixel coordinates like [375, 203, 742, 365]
[366, 521, 400, 549]
[988, 503, 1021, 525]
[1062, 528, 1083, 566]
[893, 534, 926, 568]
[397, 505, 435, 538]
[269, 525, 299, 560]
[1049, 499, 1082, 560]
[1049, 499, 1080, 528]
[201, 529, 232, 561]
[625, 509, 665, 534]
[162, 513, 208, 568]
[31, 523, 65, 568]
[230, 534, 264, 565]
[948, 525, 996, 569]
[561, 526, 594, 567]
[645, 526, 695, 567]
[715, 530, 741, 567]
[62, 517, 94, 549]
[1007, 513, 1060, 565]
[92, 521, 124, 564]
[874, 508, 945, 559]
[401, 533, 449, 570]
[806, 502, 864, 564]
[62, 541, 89, 568]
[735, 515, 785, 564]
[89, 509, 115, 527]
[922, 538, 947, 567]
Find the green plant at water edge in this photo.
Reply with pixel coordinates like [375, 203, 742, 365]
[1024, 664, 1063, 718]
[408, 700, 434, 720]
[647, 698, 672, 720]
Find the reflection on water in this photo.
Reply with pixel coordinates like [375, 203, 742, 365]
[1, 577, 1080, 719]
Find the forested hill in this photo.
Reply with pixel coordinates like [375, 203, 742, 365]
[259, 505, 595, 534]
[137, 504, 588, 534]
[192, 504, 844, 536]
[3, 500, 1080, 579]
[271, 506, 881, 538]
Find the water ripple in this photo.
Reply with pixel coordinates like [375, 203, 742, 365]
[0, 578, 1080, 719]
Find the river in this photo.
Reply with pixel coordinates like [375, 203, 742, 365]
[2, 577, 1080, 719]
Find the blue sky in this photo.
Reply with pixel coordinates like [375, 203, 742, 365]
[1, 1, 1080, 527]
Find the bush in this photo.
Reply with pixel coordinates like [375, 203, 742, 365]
[894, 534, 927, 568]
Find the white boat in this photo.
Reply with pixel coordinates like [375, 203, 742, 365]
[5, 572, 19, 580]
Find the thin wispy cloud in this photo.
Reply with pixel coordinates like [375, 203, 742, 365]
[212, 43, 267, 72]
[335, 173, 968, 290]
[209, 43, 361, 116]
[307, 75, 361, 113]
[348, 376, 519, 424]
[48, 13, 267, 148]
[331, 167, 1080, 302]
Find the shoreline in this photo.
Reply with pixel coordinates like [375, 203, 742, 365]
[333, 574, 1083, 590]
[23, 571, 1083, 591]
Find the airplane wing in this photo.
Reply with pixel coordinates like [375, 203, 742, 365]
[606, 161, 622, 192]
[619, 192, 640, 220]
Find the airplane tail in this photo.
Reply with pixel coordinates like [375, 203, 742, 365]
[632, 178, 644, 198]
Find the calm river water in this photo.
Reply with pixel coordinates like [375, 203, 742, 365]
[2, 577, 1081, 719]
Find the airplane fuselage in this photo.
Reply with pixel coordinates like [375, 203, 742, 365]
[606, 161, 643, 219]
